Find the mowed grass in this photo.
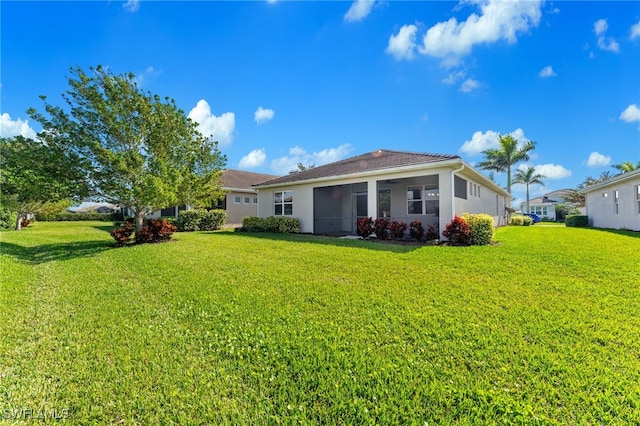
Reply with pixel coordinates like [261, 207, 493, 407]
[1, 222, 639, 424]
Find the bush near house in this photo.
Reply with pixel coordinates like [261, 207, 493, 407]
[0, 208, 18, 230]
[442, 215, 472, 246]
[462, 213, 494, 246]
[174, 209, 227, 232]
[355, 217, 374, 238]
[509, 215, 533, 226]
[374, 218, 390, 240]
[240, 216, 301, 233]
[565, 215, 588, 227]
[135, 219, 178, 244]
[408, 220, 425, 241]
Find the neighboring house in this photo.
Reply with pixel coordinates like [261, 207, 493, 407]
[581, 168, 640, 231]
[70, 203, 120, 214]
[128, 169, 279, 224]
[213, 169, 280, 225]
[519, 189, 583, 221]
[253, 149, 511, 237]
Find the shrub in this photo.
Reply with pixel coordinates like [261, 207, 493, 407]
[174, 210, 203, 232]
[110, 219, 135, 245]
[374, 218, 390, 240]
[566, 215, 588, 227]
[462, 213, 494, 246]
[35, 212, 122, 222]
[0, 209, 18, 230]
[199, 209, 227, 231]
[509, 215, 532, 226]
[442, 215, 472, 246]
[424, 224, 439, 241]
[389, 221, 407, 240]
[135, 218, 177, 244]
[408, 220, 425, 241]
[356, 217, 374, 238]
[239, 216, 301, 233]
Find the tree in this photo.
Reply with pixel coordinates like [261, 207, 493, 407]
[612, 161, 640, 173]
[288, 162, 315, 174]
[28, 65, 226, 231]
[477, 134, 536, 194]
[0, 136, 88, 230]
[512, 166, 545, 214]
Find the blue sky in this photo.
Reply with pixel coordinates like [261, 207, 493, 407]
[2, 1, 639, 207]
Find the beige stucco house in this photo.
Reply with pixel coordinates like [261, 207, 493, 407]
[581, 168, 640, 231]
[253, 149, 511, 237]
[213, 169, 279, 225]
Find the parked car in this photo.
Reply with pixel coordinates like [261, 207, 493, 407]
[523, 213, 541, 223]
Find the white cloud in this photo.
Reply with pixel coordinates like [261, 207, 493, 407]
[133, 66, 160, 87]
[594, 19, 608, 36]
[619, 104, 640, 123]
[538, 65, 556, 78]
[0, 113, 37, 139]
[187, 100, 235, 147]
[459, 128, 529, 155]
[270, 144, 353, 173]
[254, 107, 275, 125]
[418, 0, 542, 63]
[594, 18, 620, 53]
[528, 163, 571, 179]
[344, 0, 375, 22]
[123, 0, 140, 12]
[460, 78, 480, 93]
[442, 69, 467, 85]
[631, 19, 640, 40]
[239, 148, 267, 169]
[586, 151, 612, 167]
[386, 24, 418, 60]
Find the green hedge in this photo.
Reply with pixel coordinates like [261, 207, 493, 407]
[174, 209, 227, 232]
[34, 212, 122, 222]
[565, 215, 588, 227]
[0, 209, 18, 230]
[462, 213, 495, 246]
[239, 216, 300, 233]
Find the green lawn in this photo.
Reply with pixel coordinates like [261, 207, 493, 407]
[1, 222, 639, 424]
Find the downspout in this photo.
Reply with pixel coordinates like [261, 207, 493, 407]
[451, 163, 465, 221]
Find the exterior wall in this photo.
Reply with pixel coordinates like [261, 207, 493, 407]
[585, 176, 640, 231]
[256, 162, 510, 236]
[225, 190, 259, 225]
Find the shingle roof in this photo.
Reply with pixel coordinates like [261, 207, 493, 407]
[222, 169, 280, 189]
[254, 150, 459, 187]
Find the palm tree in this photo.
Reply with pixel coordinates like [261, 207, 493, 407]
[612, 161, 640, 173]
[513, 166, 545, 214]
[477, 134, 536, 194]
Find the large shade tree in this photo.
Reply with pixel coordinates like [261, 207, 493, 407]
[28, 65, 226, 230]
[513, 165, 545, 214]
[0, 136, 88, 230]
[477, 134, 536, 194]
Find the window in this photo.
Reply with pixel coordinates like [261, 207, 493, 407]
[234, 196, 241, 204]
[274, 191, 293, 215]
[243, 197, 250, 204]
[614, 190, 619, 215]
[252, 197, 258, 205]
[636, 185, 640, 214]
[531, 206, 548, 216]
[454, 176, 467, 199]
[407, 186, 423, 214]
[602, 192, 608, 198]
[407, 185, 439, 215]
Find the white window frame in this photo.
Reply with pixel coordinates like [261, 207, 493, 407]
[274, 190, 293, 216]
[234, 196, 241, 204]
[243, 196, 250, 204]
[636, 185, 640, 214]
[614, 190, 619, 215]
[407, 185, 439, 215]
[252, 197, 258, 205]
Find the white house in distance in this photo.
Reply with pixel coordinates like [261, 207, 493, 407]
[253, 149, 511, 236]
[581, 168, 640, 231]
[519, 189, 583, 221]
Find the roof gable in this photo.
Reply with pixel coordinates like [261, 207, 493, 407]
[255, 150, 459, 187]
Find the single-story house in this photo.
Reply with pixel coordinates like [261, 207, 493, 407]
[581, 168, 640, 231]
[213, 169, 280, 225]
[132, 169, 279, 224]
[519, 189, 584, 221]
[253, 149, 511, 237]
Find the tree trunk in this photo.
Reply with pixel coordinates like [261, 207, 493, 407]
[14, 213, 23, 231]
[134, 210, 145, 232]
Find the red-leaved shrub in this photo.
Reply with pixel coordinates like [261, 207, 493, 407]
[110, 219, 135, 245]
[356, 217, 374, 238]
[408, 220, 425, 241]
[442, 215, 472, 246]
[389, 220, 407, 240]
[135, 218, 177, 244]
[374, 218, 390, 239]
